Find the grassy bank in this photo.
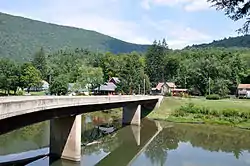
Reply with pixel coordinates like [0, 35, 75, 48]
[148, 97, 250, 128]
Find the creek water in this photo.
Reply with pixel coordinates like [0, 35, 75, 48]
[0, 111, 250, 166]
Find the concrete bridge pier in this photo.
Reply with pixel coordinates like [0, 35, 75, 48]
[50, 115, 82, 162]
[122, 103, 141, 126]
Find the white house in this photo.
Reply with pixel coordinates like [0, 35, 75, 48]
[238, 84, 250, 98]
[151, 82, 177, 95]
[25, 80, 49, 91]
[41, 80, 49, 90]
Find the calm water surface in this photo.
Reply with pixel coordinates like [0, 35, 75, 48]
[0, 111, 250, 166]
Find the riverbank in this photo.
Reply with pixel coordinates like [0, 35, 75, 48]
[148, 97, 250, 129]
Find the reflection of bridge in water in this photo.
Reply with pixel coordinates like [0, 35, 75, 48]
[0, 118, 162, 166]
[96, 119, 162, 166]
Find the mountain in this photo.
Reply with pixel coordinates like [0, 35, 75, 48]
[0, 12, 149, 61]
[189, 35, 250, 49]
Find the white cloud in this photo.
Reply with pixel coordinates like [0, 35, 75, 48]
[141, 0, 210, 11]
[140, 0, 151, 10]
[143, 18, 212, 48]
[185, 0, 210, 11]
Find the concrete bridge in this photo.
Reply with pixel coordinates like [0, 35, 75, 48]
[0, 95, 163, 162]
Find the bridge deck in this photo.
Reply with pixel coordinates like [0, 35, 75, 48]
[0, 95, 160, 121]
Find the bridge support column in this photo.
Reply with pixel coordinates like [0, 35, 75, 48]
[50, 115, 82, 162]
[122, 103, 141, 126]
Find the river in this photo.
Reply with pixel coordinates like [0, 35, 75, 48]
[0, 111, 250, 166]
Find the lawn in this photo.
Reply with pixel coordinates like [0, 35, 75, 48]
[153, 97, 250, 112]
[148, 97, 250, 128]
[29, 91, 46, 96]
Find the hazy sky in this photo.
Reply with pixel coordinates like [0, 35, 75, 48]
[0, 0, 245, 49]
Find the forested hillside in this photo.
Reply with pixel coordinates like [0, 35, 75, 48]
[0, 12, 149, 61]
[190, 35, 250, 48]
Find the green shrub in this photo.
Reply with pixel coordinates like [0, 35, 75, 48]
[16, 90, 24, 96]
[206, 94, 220, 100]
[164, 92, 172, 97]
[240, 112, 250, 119]
[208, 109, 220, 117]
[172, 110, 186, 117]
[222, 108, 239, 117]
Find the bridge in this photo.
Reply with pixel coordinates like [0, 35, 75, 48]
[0, 95, 163, 162]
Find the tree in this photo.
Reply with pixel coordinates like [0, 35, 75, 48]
[0, 58, 21, 94]
[20, 63, 41, 93]
[49, 75, 68, 95]
[32, 47, 47, 80]
[100, 52, 120, 81]
[145, 40, 165, 86]
[77, 65, 104, 91]
[208, 0, 250, 33]
[164, 54, 180, 81]
[116, 53, 146, 94]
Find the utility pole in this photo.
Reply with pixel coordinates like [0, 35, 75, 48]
[184, 76, 187, 89]
[143, 78, 146, 95]
[208, 76, 211, 95]
[139, 84, 140, 95]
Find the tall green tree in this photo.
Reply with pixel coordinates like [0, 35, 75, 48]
[49, 74, 68, 95]
[32, 47, 47, 80]
[20, 63, 41, 93]
[77, 65, 104, 90]
[0, 58, 20, 94]
[145, 40, 166, 86]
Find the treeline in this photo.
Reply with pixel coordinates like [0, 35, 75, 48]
[147, 41, 250, 96]
[1, 39, 250, 96]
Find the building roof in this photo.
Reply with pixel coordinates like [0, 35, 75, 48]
[238, 84, 250, 89]
[109, 77, 120, 84]
[155, 82, 177, 90]
[156, 83, 164, 90]
[41, 80, 49, 85]
[95, 82, 117, 91]
[166, 82, 176, 88]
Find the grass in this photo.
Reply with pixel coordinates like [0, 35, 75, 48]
[0, 90, 46, 96]
[148, 97, 250, 129]
[29, 91, 46, 96]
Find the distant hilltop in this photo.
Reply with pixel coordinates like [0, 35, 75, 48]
[0, 12, 149, 61]
[187, 35, 250, 49]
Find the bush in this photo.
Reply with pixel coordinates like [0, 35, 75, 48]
[206, 94, 220, 100]
[164, 92, 172, 97]
[16, 90, 24, 96]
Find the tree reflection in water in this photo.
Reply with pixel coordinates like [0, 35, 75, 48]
[144, 122, 250, 165]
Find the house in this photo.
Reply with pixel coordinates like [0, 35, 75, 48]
[94, 82, 117, 95]
[151, 82, 188, 96]
[41, 80, 49, 90]
[93, 77, 120, 95]
[237, 84, 250, 98]
[151, 82, 177, 95]
[172, 89, 188, 96]
[25, 80, 49, 92]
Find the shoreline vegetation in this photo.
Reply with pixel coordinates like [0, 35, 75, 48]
[148, 97, 250, 130]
